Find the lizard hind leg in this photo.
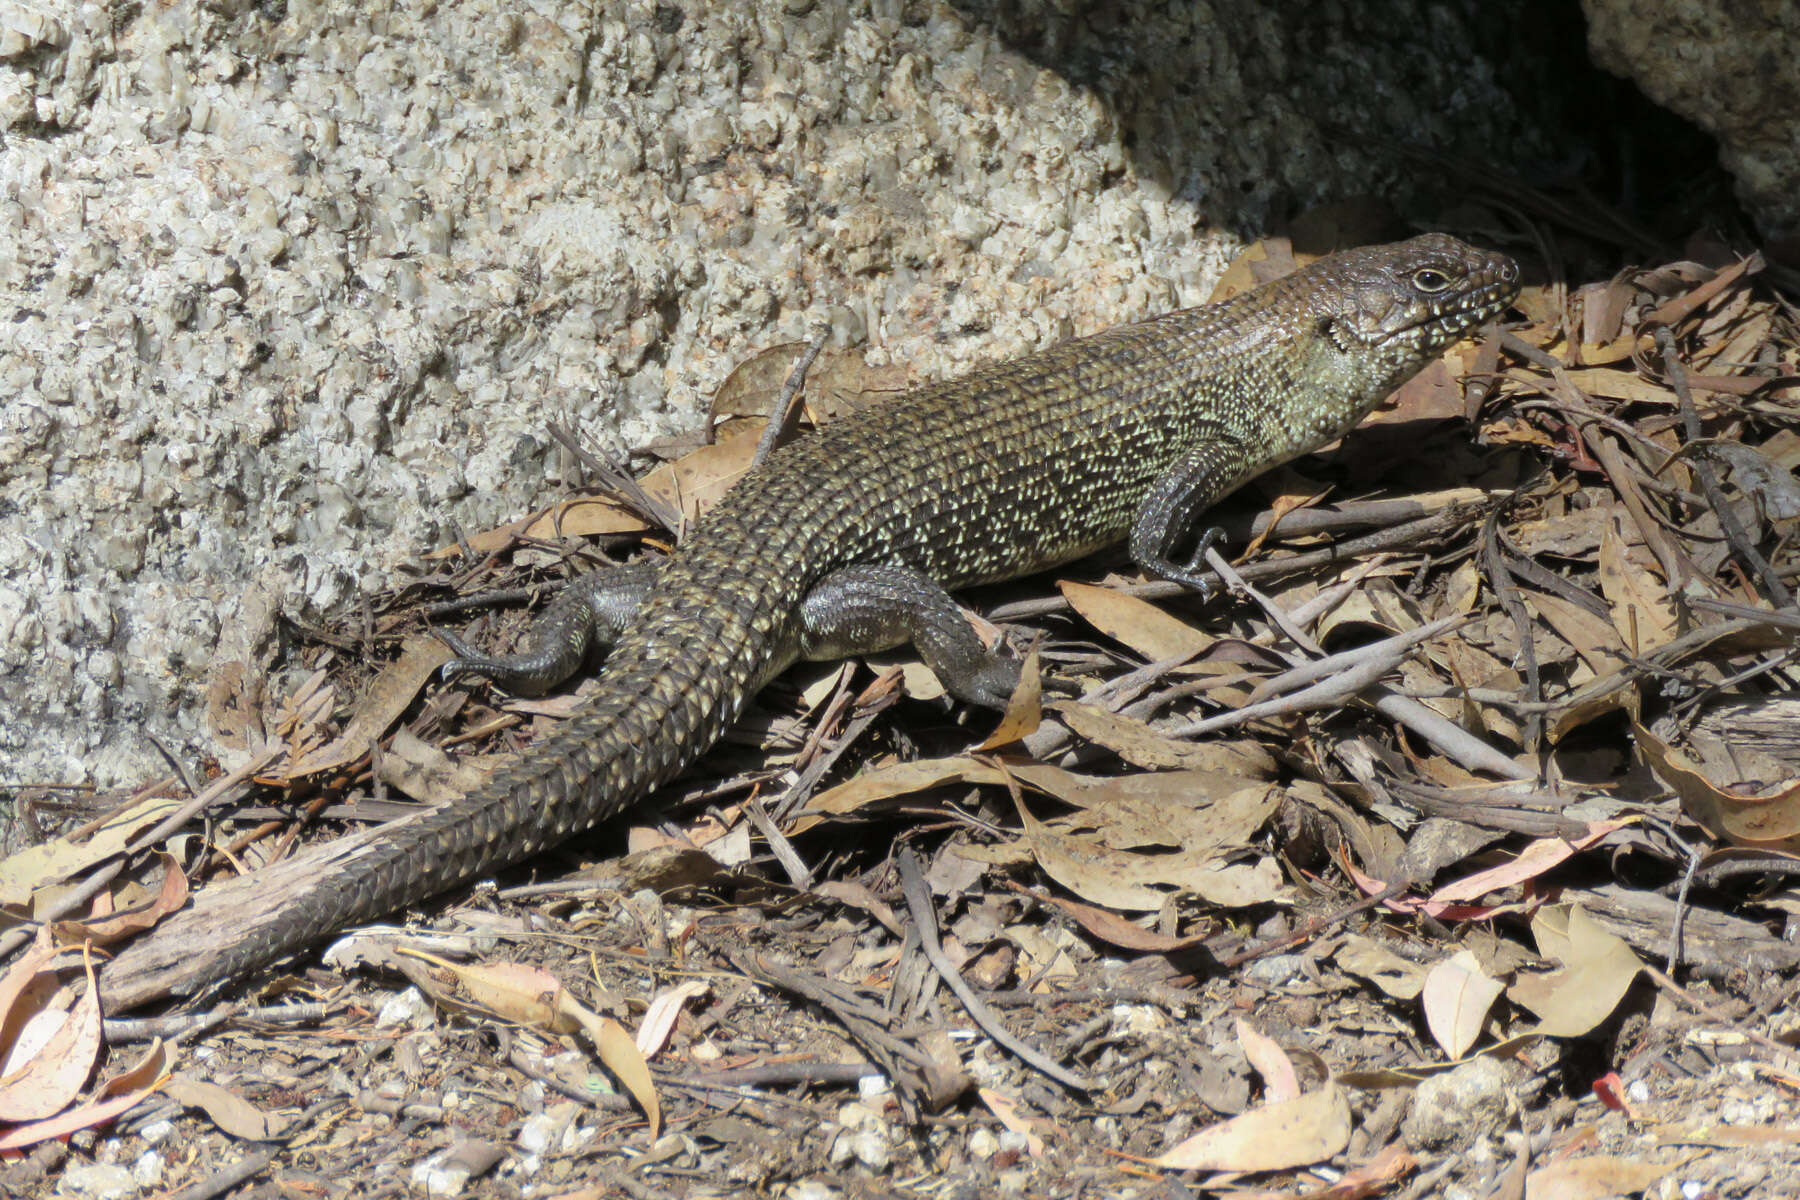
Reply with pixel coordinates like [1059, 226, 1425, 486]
[439, 559, 661, 696]
[798, 562, 1021, 709]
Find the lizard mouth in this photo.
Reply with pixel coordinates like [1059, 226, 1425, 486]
[1366, 260, 1521, 349]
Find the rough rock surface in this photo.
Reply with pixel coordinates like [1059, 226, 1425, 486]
[1582, 0, 1800, 237]
[2, 0, 1553, 785]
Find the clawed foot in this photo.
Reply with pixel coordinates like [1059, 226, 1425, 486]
[1140, 525, 1225, 598]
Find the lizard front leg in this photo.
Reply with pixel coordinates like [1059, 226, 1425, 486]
[1128, 437, 1249, 597]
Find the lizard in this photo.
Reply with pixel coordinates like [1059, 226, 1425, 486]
[99, 233, 1519, 1008]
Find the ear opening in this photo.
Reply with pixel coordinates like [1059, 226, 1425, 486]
[1316, 315, 1350, 351]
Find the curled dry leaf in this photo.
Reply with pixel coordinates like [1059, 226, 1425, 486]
[973, 651, 1042, 750]
[377, 727, 494, 805]
[1236, 1018, 1300, 1103]
[1699, 440, 1800, 520]
[977, 1087, 1052, 1158]
[792, 755, 1009, 834]
[402, 952, 660, 1138]
[1425, 819, 1634, 909]
[0, 941, 102, 1124]
[640, 419, 765, 526]
[635, 980, 710, 1059]
[1637, 722, 1800, 851]
[162, 1075, 289, 1140]
[1290, 1143, 1417, 1200]
[1011, 788, 1285, 911]
[49, 851, 189, 947]
[0, 1039, 170, 1153]
[1028, 890, 1213, 954]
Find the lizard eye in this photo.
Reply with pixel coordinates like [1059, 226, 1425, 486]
[1412, 267, 1453, 293]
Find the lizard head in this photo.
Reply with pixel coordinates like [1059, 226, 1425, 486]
[1312, 232, 1520, 374]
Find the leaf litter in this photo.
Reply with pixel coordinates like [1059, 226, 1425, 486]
[5, 221, 1800, 1197]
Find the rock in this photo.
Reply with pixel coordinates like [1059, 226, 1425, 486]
[0, 0, 1569, 786]
[1401, 1054, 1515, 1152]
[1582, 0, 1800, 236]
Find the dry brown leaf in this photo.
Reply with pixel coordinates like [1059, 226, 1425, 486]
[1522, 1154, 1676, 1200]
[269, 667, 335, 762]
[1057, 580, 1214, 662]
[1241, 472, 1329, 558]
[1149, 1083, 1351, 1171]
[793, 756, 1007, 833]
[0, 1039, 169, 1153]
[284, 635, 453, 779]
[974, 652, 1041, 750]
[0, 941, 102, 1123]
[1290, 1144, 1418, 1200]
[862, 650, 948, 700]
[376, 728, 494, 805]
[977, 1088, 1054, 1158]
[1596, 510, 1676, 654]
[204, 658, 264, 753]
[1644, 253, 1756, 328]
[639, 419, 765, 526]
[1425, 820, 1632, 910]
[710, 342, 815, 418]
[432, 418, 781, 561]
[430, 493, 648, 560]
[1547, 685, 1640, 746]
[0, 792, 184, 910]
[49, 853, 189, 948]
[635, 980, 709, 1059]
[1336, 934, 1427, 1001]
[711, 343, 910, 423]
[1312, 583, 1423, 646]
[1511, 506, 1610, 560]
[1011, 784, 1285, 912]
[162, 1076, 289, 1140]
[405, 952, 660, 1137]
[1508, 904, 1643, 1038]
[1421, 949, 1503, 1060]
[1379, 357, 1466, 425]
[1481, 414, 1561, 450]
[1637, 722, 1800, 850]
[1236, 1018, 1300, 1103]
[1576, 275, 1632, 349]
[1522, 590, 1626, 676]
[1030, 891, 1213, 953]
[1208, 238, 1298, 304]
[814, 879, 903, 937]
[1006, 763, 1280, 856]
[1053, 702, 1276, 775]
[1701, 440, 1800, 521]
[1559, 367, 1674, 406]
